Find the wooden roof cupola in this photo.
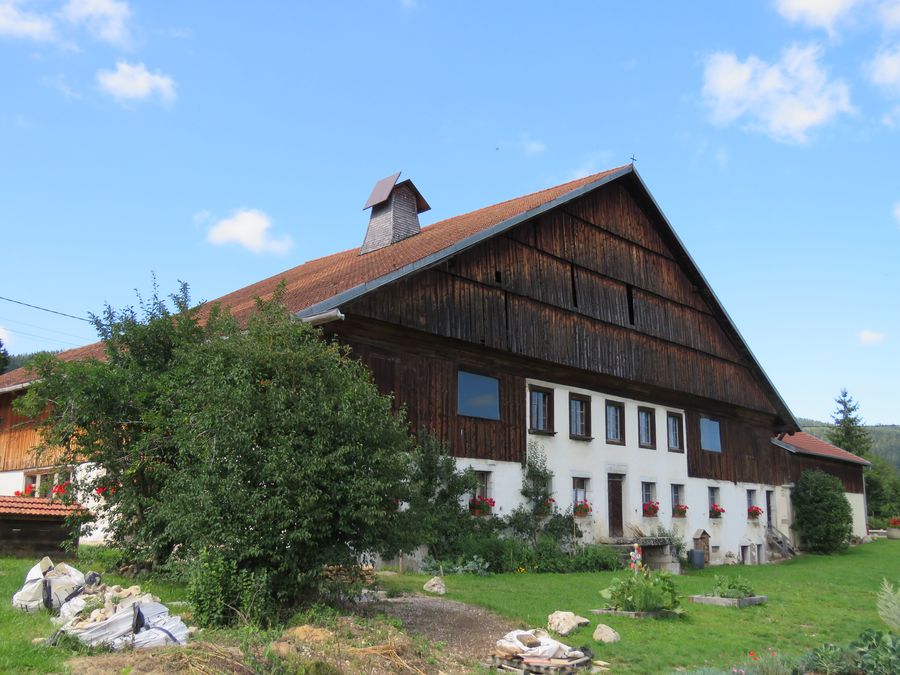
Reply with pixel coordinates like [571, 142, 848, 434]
[360, 172, 430, 254]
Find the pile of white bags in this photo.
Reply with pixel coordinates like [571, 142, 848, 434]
[12, 556, 85, 613]
[12, 557, 188, 650]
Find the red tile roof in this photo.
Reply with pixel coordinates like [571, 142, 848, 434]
[776, 431, 871, 466]
[0, 166, 628, 392]
[0, 495, 85, 518]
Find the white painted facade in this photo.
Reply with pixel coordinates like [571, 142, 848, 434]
[458, 377, 868, 565]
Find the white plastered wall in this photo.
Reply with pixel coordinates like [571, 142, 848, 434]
[846, 492, 867, 539]
[0, 469, 25, 495]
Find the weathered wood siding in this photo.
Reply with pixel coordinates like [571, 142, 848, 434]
[0, 517, 73, 558]
[349, 183, 779, 419]
[786, 453, 865, 494]
[343, 339, 526, 463]
[0, 392, 57, 472]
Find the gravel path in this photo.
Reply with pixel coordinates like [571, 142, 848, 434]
[371, 595, 524, 664]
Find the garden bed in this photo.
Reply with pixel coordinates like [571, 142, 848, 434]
[688, 595, 768, 608]
[589, 608, 670, 618]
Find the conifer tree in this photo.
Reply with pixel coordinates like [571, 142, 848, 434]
[826, 388, 873, 458]
[0, 338, 9, 374]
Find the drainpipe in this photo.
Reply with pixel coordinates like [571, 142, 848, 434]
[300, 308, 345, 326]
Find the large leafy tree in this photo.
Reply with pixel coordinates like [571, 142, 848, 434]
[826, 389, 873, 458]
[791, 469, 853, 553]
[16, 282, 412, 611]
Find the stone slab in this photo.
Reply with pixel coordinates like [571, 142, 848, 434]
[590, 608, 669, 618]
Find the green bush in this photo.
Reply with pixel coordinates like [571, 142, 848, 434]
[791, 469, 854, 553]
[600, 569, 680, 612]
[188, 548, 272, 627]
[797, 631, 899, 675]
[712, 574, 755, 599]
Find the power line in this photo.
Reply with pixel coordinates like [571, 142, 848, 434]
[0, 326, 85, 348]
[0, 296, 91, 323]
[0, 315, 94, 342]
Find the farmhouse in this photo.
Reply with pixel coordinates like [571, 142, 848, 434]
[0, 164, 870, 562]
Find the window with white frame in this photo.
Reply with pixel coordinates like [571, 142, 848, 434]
[641, 481, 656, 504]
[529, 386, 554, 433]
[747, 489, 756, 509]
[22, 468, 72, 498]
[572, 477, 589, 504]
[474, 471, 491, 500]
[671, 483, 685, 509]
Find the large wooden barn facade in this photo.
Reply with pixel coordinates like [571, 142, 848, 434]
[0, 165, 869, 561]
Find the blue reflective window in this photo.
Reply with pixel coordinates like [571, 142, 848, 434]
[457, 371, 500, 420]
[700, 417, 722, 452]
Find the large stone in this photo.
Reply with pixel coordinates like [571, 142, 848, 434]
[423, 576, 446, 595]
[547, 610, 590, 636]
[592, 624, 620, 643]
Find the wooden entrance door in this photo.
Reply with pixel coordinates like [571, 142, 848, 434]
[608, 475, 624, 538]
[765, 490, 774, 527]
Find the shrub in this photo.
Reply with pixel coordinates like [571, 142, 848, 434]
[711, 574, 755, 599]
[791, 469, 854, 553]
[600, 569, 680, 612]
[651, 524, 687, 561]
[877, 579, 900, 633]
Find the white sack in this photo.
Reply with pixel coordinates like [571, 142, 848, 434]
[496, 629, 572, 660]
[12, 557, 83, 613]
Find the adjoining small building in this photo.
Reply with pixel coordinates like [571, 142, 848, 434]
[0, 165, 871, 563]
[0, 495, 83, 558]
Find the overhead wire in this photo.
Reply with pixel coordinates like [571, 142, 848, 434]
[0, 295, 91, 323]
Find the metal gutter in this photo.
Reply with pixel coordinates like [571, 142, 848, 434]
[0, 381, 33, 395]
[296, 165, 635, 319]
[300, 308, 345, 326]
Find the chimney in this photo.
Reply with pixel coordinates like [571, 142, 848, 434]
[360, 172, 430, 254]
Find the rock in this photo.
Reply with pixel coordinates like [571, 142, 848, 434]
[423, 576, 446, 595]
[187, 626, 200, 638]
[547, 610, 590, 636]
[269, 640, 296, 659]
[592, 624, 620, 643]
[31, 637, 44, 645]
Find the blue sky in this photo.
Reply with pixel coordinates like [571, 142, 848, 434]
[1, 1, 898, 424]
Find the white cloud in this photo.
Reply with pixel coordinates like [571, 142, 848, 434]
[400, 0, 418, 9]
[857, 329, 887, 344]
[702, 44, 853, 143]
[96, 61, 176, 105]
[0, 325, 10, 347]
[893, 201, 900, 225]
[193, 209, 211, 225]
[775, 0, 862, 35]
[866, 45, 900, 95]
[521, 134, 546, 156]
[0, 1, 56, 41]
[42, 73, 81, 100]
[61, 0, 131, 47]
[207, 209, 293, 255]
[880, 0, 900, 30]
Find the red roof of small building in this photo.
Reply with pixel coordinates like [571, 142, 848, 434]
[0, 496, 85, 518]
[775, 431, 871, 466]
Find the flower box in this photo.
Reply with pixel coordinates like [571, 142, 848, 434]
[469, 495, 495, 516]
[573, 500, 592, 518]
[672, 504, 688, 518]
[709, 503, 726, 519]
[747, 505, 764, 520]
[642, 500, 660, 517]
[689, 595, 768, 608]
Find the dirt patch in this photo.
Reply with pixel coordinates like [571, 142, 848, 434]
[369, 595, 523, 664]
[66, 642, 252, 674]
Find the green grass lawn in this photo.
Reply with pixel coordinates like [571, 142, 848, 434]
[0, 550, 189, 673]
[2, 541, 897, 673]
[379, 539, 900, 674]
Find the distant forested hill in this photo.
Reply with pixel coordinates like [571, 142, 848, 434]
[799, 418, 900, 469]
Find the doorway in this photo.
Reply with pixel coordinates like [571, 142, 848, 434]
[765, 490, 774, 528]
[607, 474, 624, 538]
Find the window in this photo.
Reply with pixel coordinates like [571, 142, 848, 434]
[529, 386, 554, 433]
[23, 469, 72, 499]
[746, 489, 756, 509]
[638, 407, 656, 448]
[671, 483, 685, 509]
[457, 371, 500, 420]
[572, 477, 589, 503]
[700, 416, 722, 452]
[708, 487, 719, 508]
[569, 393, 591, 439]
[641, 481, 656, 504]
[605, 401, 625, 444]
[474, 471, 491, 499]
[666, 412, 684, 452]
